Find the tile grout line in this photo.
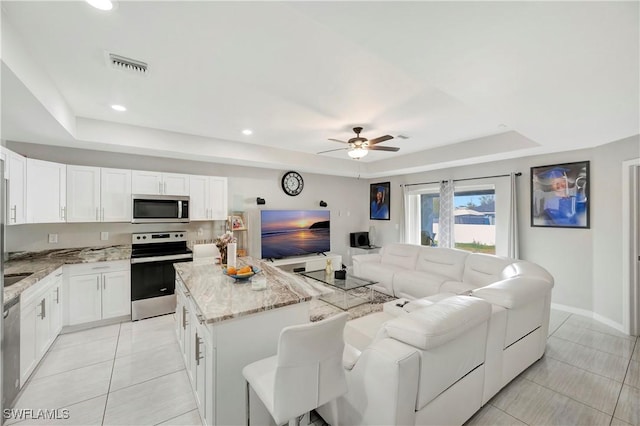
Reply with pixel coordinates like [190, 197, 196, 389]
[152, 408, 198, 426]
[486, 403, 530, 425]
[550, 332, 635, 360]
[518, 376, 617, 420]
[100, 323, 123, 426]
[609, 336, 639, 426]
[548, 312, 572, 337]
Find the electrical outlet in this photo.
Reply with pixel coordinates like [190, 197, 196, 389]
[197, 228, 204, 237]
[48, 234, 58, 244]
[100, 232, 109, 241]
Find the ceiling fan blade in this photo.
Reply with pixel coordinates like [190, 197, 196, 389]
[368, 145, 400, 152]
[368, 135, 394, 145]
[328, 138, 348, 144]
[317, 147, 348, 154]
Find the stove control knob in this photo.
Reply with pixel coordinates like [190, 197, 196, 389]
[136, 236, 140, 240]
[175, 234, 178, 238]
[143, 236, 147, 239]
[180, 233, 184, 237]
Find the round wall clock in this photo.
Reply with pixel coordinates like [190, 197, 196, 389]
[281, 171, 304, 196]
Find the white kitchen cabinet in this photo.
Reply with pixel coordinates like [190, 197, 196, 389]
[66, 165, 101, 222]
[19, 269, 61, 386]
[189, 175, 228, 221]
[66, 261, 131, 326]
[7, 150, 27, 225]
[0, 146, 9, 179]
[175, 277, 214, 425]
[101, 168, 132, 222]
[26, 158, 66, 223]
[49, 270, 64, 337]
[101, 270, 131, 319]
[67, 166, 132, 222]
[132, 170, 189, 196]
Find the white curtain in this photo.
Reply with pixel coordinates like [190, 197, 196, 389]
[507, 172, 520, 259]
[400, 185, 407, 243]
[439, 180, 455, 248]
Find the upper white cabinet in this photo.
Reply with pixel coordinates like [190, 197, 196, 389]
[132, 170, 189, 196]
[26, 158, 66, 223]
[101, 168, 132, 222]
[0, 146, 9, 179]
[189, 175, 228, 221]
[67, 166, 132, 222]
[7, 150, 27, 225]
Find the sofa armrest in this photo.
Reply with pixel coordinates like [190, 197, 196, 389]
[342, 338, 420, 426]
[471, 276, 553, 309]
[343, 343, 361, 370]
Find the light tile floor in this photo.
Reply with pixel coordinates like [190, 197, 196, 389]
[6, 310, 639, 426]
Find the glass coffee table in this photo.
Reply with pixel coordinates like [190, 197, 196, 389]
[299, 270, 378, 311]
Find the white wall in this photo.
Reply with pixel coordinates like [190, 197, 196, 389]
[5, 141, 369, 265]
[368, 135, 639, 328]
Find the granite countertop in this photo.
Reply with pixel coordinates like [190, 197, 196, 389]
[174, 256, 332, 324]
[4, 245, 132, 307]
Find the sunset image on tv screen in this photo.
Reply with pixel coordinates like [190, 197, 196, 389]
[260, 210, 330, 259]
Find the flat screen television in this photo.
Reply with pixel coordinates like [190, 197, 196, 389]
[260, 210, 330, 259]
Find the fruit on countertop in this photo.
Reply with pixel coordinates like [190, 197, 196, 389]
[237, 265, 252, 274]
[226, 266, 237, 275]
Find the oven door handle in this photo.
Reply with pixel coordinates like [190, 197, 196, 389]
[131, 253, 193, 264]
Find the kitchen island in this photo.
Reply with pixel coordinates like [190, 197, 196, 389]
[173, 257, 331, 426]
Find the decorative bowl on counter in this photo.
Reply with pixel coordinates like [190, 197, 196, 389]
[223, 266, 261, 281]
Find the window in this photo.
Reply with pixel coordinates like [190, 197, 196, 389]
[417, 187, 496, 254]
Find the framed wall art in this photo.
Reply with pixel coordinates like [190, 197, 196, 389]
[370, 182, 390, 220]
[530, 161, 590, 228]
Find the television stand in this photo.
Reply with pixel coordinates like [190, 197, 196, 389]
[268, 253, 342, 273]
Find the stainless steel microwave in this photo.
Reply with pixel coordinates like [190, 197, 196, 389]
[132, 194, 190, 223]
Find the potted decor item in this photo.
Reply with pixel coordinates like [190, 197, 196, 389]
[215, 231, 237, 265]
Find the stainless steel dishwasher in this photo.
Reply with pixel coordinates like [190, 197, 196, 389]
[2, 296, 20, 412]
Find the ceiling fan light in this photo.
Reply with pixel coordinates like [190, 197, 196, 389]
[348, 147, 368, 159]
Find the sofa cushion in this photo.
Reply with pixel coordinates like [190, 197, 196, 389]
[415, 247, 469, 281]
[380, 243, 421, 269]
[383, 296, 492, 350]
[439, 280, 477, 295]
[393, 270, 449, 299]
[462, 253, 514, 287]
[501, 261, 554, 284]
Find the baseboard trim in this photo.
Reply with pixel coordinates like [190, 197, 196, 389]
[551, 303, 625, 333]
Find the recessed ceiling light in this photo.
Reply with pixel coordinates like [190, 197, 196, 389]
[111, 104, 126, 112]
[242, 129, 253, 136]
[86, 0, 113, 11]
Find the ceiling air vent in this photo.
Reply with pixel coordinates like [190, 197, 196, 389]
[106, 53, 148, 75]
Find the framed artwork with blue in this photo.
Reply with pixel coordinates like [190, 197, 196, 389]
[370, 182, 390, 220]
[531, 161, 590, 228]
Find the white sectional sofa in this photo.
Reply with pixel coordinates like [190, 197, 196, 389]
[317, 244, 554, 425]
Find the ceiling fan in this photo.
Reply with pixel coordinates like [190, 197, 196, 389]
[317, 127, 399, 159]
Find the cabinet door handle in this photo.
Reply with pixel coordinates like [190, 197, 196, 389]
[182, 306, 187, 329]
[103, 275, 106, 290]
[40, 298, 46, 319]
[96, 276, 100, 291]
[55, 287, 60, 304]
[11, 205, 16, 223]
[196, 313, 205, 325]
[92, 266, 110, 270]
[195, 332, 201, 365]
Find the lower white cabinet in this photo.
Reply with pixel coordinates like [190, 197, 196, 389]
[66, 261, 131, 326]
[175, 277, 214, 426]
[20, 267, 63, 386]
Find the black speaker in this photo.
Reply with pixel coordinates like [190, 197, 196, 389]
[350, 232, 370, 248]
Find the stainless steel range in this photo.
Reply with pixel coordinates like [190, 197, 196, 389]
[130, 231, 192, 321]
